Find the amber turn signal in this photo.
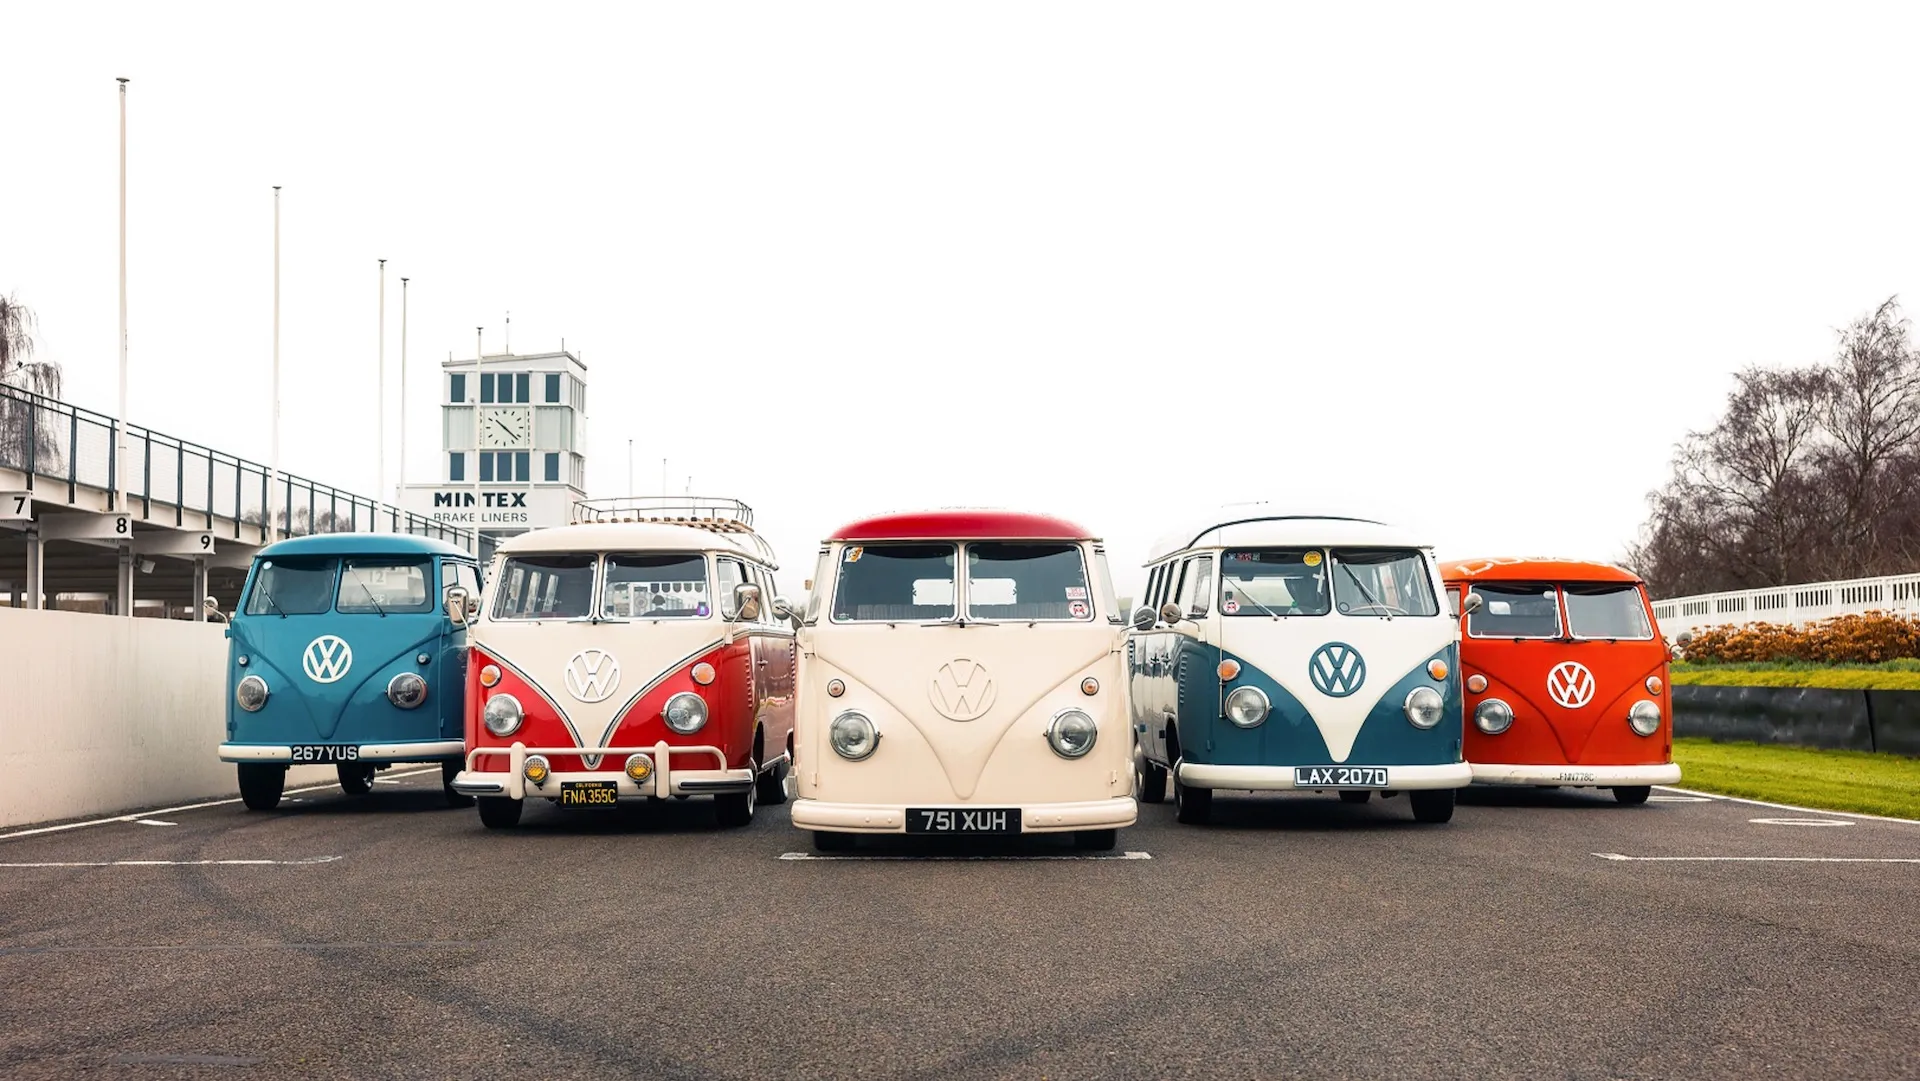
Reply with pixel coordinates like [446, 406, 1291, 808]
[692, 662, 716, 685]
[1646, 676, 1663, 695]
[1081, 678, 1099, 696]
[479, 665, 501, 688]
[1217, 659, 1241, 681]
[1466, 674, 1488, 694]
[827, 679, 845, 698]
[1428, 659, 1449, 681]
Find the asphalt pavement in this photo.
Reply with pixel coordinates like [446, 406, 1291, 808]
[0, 772, 1915, 1080]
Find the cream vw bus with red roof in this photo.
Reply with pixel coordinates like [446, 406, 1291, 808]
[449, 498, 795, 828]
[787, 510, 1137, 851]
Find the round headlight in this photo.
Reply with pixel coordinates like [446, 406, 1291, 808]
[662, 692, 709, 734]
[235, 674, 269, 712]
[1046, 708, 1099, 759]
[523, 754, 550, 786]
[483, 693, 523, 737]
[829, 711, 880, 760]
[387, 672, 428, 710]
[1225, 686, 1270, 728]
[1474, 698, 1514, 735]
[1628, 699, 1661, 737]
[1404, 686, 1445, 729]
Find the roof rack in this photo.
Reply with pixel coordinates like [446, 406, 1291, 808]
[568, 496, 777, 566]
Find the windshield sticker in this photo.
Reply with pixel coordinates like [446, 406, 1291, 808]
[1303, 551, 1322, 567]
[844, 546, 863, 563]
[1069, 600, 1089, 619]
[1064, 586, 1087, 600]
[1222, 599, 1240, 614]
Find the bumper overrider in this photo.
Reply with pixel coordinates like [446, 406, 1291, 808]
[1470, 762, 1682, 787]
[218, 740, 464, 764]
[450, 741, 753, 801]
[1176, 761, 1474, 791]
[790, 797, 1137, 835]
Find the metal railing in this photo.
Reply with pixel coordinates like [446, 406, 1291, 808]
[0, 382, 485, 555]
[1651, 571, 1920, 638]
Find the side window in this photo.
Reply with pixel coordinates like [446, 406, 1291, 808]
[1171, 558, 1196, 610]
[803, 549, 829, 625]
[717, 557, 749, 619]
[1147, 564, 1167, 608]
[757, 566, 781, 624]
[1185, 556, 1215, 618]
[1446, 587, 1461, 620]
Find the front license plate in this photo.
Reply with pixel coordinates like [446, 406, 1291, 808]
[559, 781, 619, 809]
[289, 744, 359, 763]
[906, 808, 1021, 834]
[1295, 766, 1390, 788]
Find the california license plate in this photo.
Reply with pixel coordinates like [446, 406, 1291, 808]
[289, 745, 359, 763]
[559, 781, 619, 809]
[906, 808, 1020, 834]
[1295, 766, 1390, 788]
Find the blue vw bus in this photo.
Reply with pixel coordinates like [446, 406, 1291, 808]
[219, 534, 484, 810]
[1128, 512, 1471, 824]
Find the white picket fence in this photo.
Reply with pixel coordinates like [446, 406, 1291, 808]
[1651, 572, 1920, 639]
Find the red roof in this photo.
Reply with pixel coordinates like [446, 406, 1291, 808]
[828, 510, 1096, 542]
[1441, 558, 1643, 585]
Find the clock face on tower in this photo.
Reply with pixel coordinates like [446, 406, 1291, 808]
[479, 406, 532, 449]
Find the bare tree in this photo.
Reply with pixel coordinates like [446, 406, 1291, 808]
[0, 293, 64, 472]
[1817, 297, 1920, 574]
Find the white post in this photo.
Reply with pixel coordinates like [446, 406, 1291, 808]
[116, 77, 132, 617]
[398, 276, 408, 513]
[627, 439, 633, 495]
[269, 186, 281, 544]
[376, 257, 386, 532]
[473, 327, 483, 555]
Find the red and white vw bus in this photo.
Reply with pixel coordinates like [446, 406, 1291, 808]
[449, 498, 796, 828]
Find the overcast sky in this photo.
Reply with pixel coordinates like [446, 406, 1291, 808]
[6, 2, 1919, 601]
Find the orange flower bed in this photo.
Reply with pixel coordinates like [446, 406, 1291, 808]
[1677, 611, 1920, 664]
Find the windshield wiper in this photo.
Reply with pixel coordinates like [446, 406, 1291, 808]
[1337, 561, 1391, 619]
[1225, 580, 1286, 620]
[350, 573, 386, 617]
[260, 589, 288, 619]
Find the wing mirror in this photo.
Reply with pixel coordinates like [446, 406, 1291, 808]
[1160, 601, 1184, 625]
[445, 585, 471, 626]
[771, 595, 803, 629]
[1131, 605, 1158, 632]
[1461, 591, 1484, 617]
[733, 583, 762, 623]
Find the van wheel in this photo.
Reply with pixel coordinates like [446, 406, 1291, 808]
[1137, 757, 1168, 804]
[1613, 785, 1652, 806]
[238, 764, 285, 811]
[442, 761, 474, 807]
[1174, 768, 1212, 825]
[756, 758, 790, 806]
[715, 766, 757, 828]
[1410, 788, 1455, 823]
[477, 797, 522, 829]
[337, 762, 376, 795]
[1339, 790, 1372, 804]
[1074, 829, 1118, 851]
[813, 830, 855, 852]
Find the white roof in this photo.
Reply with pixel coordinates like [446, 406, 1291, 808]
[1145, 513, 1429, 565]
[495, 522, 775, 566]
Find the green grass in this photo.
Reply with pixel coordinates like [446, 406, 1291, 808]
[1671, 737, 1920, 818]
[1670, 661, 1920, 690]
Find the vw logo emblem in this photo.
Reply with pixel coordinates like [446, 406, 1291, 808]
[1546, 661, 1596, 709]
[301, 635, 353, 684]
[929, 659, 996, 721]
[1308, 642, 1366, 698]
[564, 649, 621, 703]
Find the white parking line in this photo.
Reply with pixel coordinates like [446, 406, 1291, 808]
[1750, 817, 1853, 827]
[779, 851, 1153, 861]
[0, 855, 342, 868]
[1595, 852, 1920, 863]
[1654, 786, 1920, 824]
[0, 769, 439, 842]
[134, 820, 177, 827]
[1648, 795, 1712, 803]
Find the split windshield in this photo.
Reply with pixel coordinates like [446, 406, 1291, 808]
[245, 556, 436, 616]
[1463, 582, 1652, 640]
[830, 541, 1095, 622]
[1219, 547, 1437, 617]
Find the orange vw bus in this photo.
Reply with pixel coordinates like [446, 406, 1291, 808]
[1440, 559, 1680, 805]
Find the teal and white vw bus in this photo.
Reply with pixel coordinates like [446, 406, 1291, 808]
[1127, 512, 1470, 824]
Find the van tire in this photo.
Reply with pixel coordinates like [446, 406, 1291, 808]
[813, 830, 855, 852]
[1174, 768, 1212, 825]
[1613, 785, 1652, 806]
[1410, 788, 1455, 823]
[337, 762, 376, 795]
[715, 766, 756, 828]
[1138, 757, 1168, 804]
[238, 764, 285, 811]
[756, 759, 789, 806]
[477, 797, 522, 829]
[1338, 790, 1372, 804]
[442, 761, 474, 807]
[1074, 829, 1118, 851]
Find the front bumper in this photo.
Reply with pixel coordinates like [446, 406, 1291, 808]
[1176, 760, 1474, 791]
[1470, 762, 1682, 787]
[218, 740, 464, 764]
[450, 741, 751, 801]
[791, 796, 1137, 835]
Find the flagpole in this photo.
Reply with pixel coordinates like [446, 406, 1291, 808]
[398, 276, 408, 511]
[376, 258, 386, 530]
[269, 186, 282, 544]
[115, 77, 129, 519]
[473, 326, 483, 555]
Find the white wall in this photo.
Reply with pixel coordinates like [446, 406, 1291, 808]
[0, 607, 334, 828]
